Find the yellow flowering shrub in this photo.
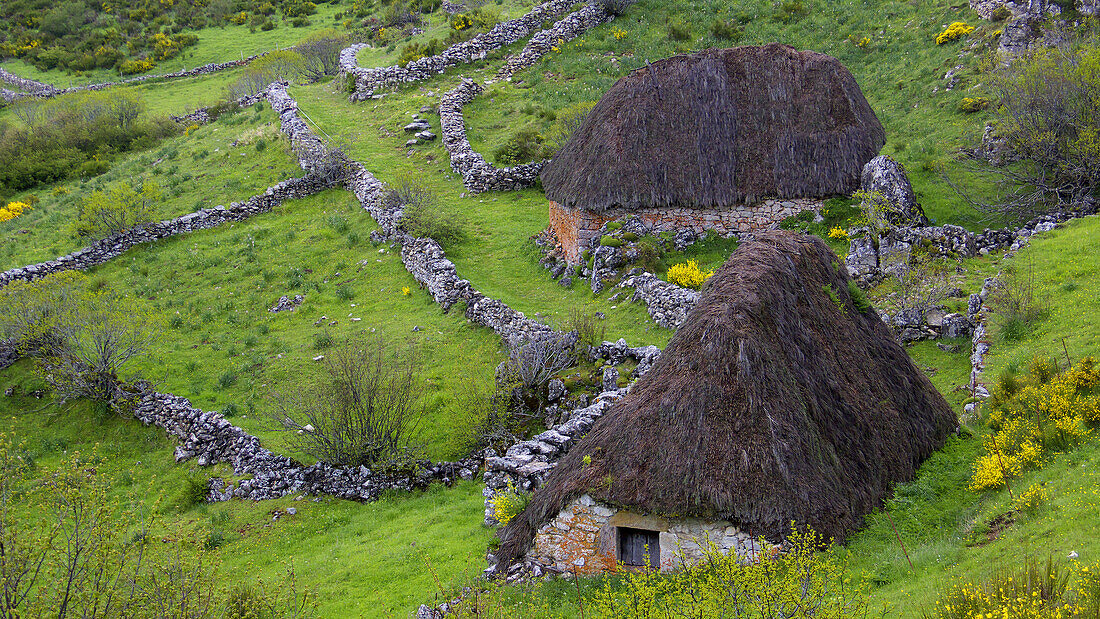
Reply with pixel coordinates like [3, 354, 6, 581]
[120, 58, 156, 75]
[971, 357, 1099, 491]
[1013, 483, 1049, 513]
[937, 22, 975, 45]
[613, 27, 627, 40]
[401, 286, 411, 296]
[594, 527, 871, 618]
[667, 260, 714, 289]
[490, 484, 529, 526]
[0, 201, 31, 223]
[926, 558, 1100, 618]
[828, 225, 850, 240]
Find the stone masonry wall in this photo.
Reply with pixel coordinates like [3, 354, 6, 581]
[528, 494, 761, 574]
[551, 199, 822, 263]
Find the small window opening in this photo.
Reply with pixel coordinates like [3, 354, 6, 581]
[618, 527, 660, 568]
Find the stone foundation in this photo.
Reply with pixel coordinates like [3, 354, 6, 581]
[528, 495, 761, 574]
[549, 199, 822, 263]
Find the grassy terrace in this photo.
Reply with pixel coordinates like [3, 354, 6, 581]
[3, 0, 1099, 613]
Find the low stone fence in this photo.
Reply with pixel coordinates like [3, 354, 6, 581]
[616, 272, 699, 330]
[495, 2, 612, 81]
[0, 82, 335, 289]
[845, 201, 1097, 287]
[437, 2, 614, 193]
[0, 58, 257, 101]
[439, 78, 545, 192]
[131, 390, 483, 502]
[342, 0, 578, 94]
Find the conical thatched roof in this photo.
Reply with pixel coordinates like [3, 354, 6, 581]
[540, 44, 885, 213]
[497, 231, 956, 565]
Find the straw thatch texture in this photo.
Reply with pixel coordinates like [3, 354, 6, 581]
[497, 231, 956, 566]
[540, 44, 885, 213]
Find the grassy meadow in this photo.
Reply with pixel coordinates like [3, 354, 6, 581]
[2, 0, 1100, 614]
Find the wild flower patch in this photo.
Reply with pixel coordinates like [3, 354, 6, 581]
[970, 356, 1100, 491]
[936, 22, 975, 45]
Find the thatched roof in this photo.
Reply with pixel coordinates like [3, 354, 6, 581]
[497, 231, 956, 565]
[540, 44, 885, 213]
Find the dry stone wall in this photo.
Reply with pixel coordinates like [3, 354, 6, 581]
[342, 0, 578, 94]
[439, 79, 545, 192]
[0, 83, 336, 289]
[0, 59, 257, 102]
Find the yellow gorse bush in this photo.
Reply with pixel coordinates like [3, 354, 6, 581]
[667, 259, 714, 289]
[970, 357, 1099, 491]
[828, 225, 850, 240]
[0, 201, 31, 223]
[595, 527, 871, 618]
[937, 22, 975, 45]
[927, 557, 1100, 618]
[490, 484, 529, 526]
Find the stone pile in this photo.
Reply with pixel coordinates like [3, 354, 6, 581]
[342, 0, 577, 93]
[269, 294, 304, 312]
[616, 272, 699, 329]
[403, 113, 437, 146]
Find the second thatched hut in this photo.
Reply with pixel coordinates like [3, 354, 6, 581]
[495, 231, 957, 574]
[541, 44, 885, 262]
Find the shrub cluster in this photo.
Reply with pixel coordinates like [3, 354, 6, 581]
[970, 356, 1100, 491]
[0, 91, 176, 199]
[936, 22, 975, 45]
[0, 200, 31, 223]
[667, 259, 714, 289]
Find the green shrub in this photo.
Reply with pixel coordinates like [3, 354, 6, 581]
[848, 280, 872, 313]
[667, 20, 692, 41]
[774, 0, 808, 23]
[599, 235, 623, 247]
[605, 221, 622, 231]
[621, 231, 638, 242]
[493, 128, 551, 166]
[710, 18, 742, 40]
[388, 178, 467, 248]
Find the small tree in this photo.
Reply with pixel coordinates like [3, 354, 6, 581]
[499, 332, 576, 399]
[272, 335, 424, 469]
[74, 180, 161, 239]
[0, 272, 160, 405]
[295, 29, 352, 81]
[387, 177, 467, 247]
[956, 33, 1100, 222]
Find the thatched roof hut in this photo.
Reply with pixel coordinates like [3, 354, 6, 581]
[497, 231, 956, 568]
[540, 44, 885, 212]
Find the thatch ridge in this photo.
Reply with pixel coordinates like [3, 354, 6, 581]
[497, 231, 956, 566]
[540, 44, 885, 213]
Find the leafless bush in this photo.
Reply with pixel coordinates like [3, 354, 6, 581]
[271, 335, 423, 468]
[952, 32, 1100, 223]
[499, 332, 576, 394]
[311, 146, 352, 186]
[295, 30, 353, 81]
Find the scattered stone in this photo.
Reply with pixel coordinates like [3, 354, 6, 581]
[269, 294, 304, 313]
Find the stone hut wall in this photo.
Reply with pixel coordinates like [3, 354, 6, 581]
[550, 198, 823, 263]
[528, 494, 760, 574]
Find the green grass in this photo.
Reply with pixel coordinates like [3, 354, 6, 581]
[288, 78, 673, 349]
[0, 360, 494, 618]
[0, 103, 302, 271]
[980, 215, 1100, 380]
